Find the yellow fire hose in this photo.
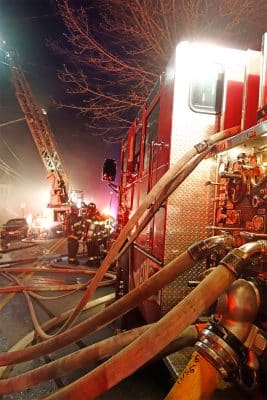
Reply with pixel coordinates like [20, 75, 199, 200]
[165, 351, 220, 400]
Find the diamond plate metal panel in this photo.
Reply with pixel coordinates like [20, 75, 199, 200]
[161, 122, 216, 314]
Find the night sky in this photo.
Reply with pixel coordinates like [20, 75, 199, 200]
[0, 0, 120, 221]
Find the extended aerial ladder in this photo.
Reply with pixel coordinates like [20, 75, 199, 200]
[4, 47, 69, 208]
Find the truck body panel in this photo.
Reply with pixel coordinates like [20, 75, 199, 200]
[117, 39, 265, 323]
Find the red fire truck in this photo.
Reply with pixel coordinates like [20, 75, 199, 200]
[112, 34, 267, 325]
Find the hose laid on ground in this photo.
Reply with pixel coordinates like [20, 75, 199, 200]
[0, 266, 115, 275]
[1, 127, 238, 352]
[0, 293, 116, 379]
[28, 289, 85, 301]
[0, 251, 194, 365]
[0, 281, 116, 293]
[0, 128, 238, 366]
[0, 272, 55, 342]
[0, 235, 229, 366]
[43, 241, 267, 400]
[0, 268, 116, 293]
[29, 149, 210, 338]
[0, 126, 240, 397]
[0, 325, 199, 395]
[3, 147, 207, 340]
[0, 267, 116, 340]
[0, 254, 63, 265]
[0, 266, 115, 300]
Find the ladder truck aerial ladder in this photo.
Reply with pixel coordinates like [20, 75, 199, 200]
[1, 40, 73, 224]
[6, 49, 69, 208]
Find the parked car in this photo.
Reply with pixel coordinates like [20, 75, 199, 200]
[0, 218, 29, 240]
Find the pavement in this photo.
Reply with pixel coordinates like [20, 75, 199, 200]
[0, 237, 260, 399]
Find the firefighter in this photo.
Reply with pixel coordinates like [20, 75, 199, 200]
[65, 204, 83, 265]
[83, 202, 102, 267]
[80, 201, 88, 218]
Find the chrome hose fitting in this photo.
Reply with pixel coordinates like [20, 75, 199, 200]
[220, 240, 267, 277]
[195, 278, 261, 381]
[188, 234, 234, 261]
[195, 324, 244, 378]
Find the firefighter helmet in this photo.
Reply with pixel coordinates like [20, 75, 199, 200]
[88, 202, 96, 211]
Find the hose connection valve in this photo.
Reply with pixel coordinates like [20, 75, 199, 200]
[195, 323, 247, 380]
[195, 276, 267, 391]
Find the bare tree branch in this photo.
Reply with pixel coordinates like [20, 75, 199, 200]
[50, 0, 267, 141]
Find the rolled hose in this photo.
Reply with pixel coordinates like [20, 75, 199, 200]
[0, 235, 229, 366]
[43, 241, 267, 400]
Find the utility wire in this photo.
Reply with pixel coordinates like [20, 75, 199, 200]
[0, 136, 24, 166]
[0, 118, 25, 128]
[0, 158, 25, 181]
[0, 118, 26, 166]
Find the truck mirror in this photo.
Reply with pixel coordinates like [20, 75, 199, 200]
[102, 158, 117, 182]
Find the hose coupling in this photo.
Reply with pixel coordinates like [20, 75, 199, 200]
[220, 241, 267, 277]
[195, 324, 246, 379]
[220, 248, 248, 277]
[194, 140, 209, 153]
[188, 235, 234, 262]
